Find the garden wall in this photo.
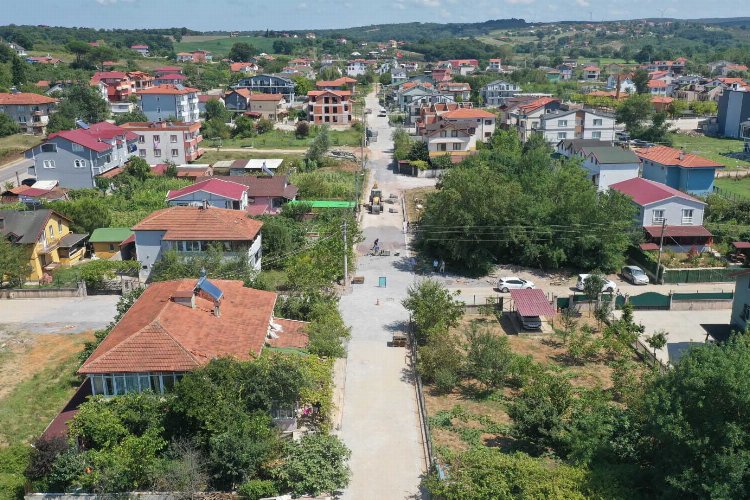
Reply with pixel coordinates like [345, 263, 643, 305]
[0, 282, 85, 299]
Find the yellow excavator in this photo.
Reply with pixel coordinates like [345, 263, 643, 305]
[368, 184, 383, 215]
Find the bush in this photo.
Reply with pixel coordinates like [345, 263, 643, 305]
[295, 121, 309, 139]
[238, 479, 279, 499]
[418, 334, 464, 391]
[0, 473, 24, 500]
[272, 434, 351, 497]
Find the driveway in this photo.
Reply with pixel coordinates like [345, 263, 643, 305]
[614, 309, 732, 365]
[0, 295, 119, 334]
[337, 88, 431, 499]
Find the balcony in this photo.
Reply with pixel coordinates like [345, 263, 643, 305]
[186, 148, 205, 162]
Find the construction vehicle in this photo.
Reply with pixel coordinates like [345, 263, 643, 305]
[368, 184, 383, 214]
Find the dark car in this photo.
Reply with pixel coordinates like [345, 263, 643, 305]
[520, 315, 542, 330]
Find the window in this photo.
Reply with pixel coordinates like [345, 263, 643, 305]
[452, 143, 462, 151]
[58, 221, 63, 233]
[170, 134, 178, 143]
[109, 243, 115, 251]
[18, 115, 27, 123]
[154, 149, 162, 157]
[41, 143, 57, 153]
[450, 130, 458, 137]
[440, 130, 447, 138]
[138, 135, 145, 143]
[72, 143, 83, 152]
[438, 143, 447, 151]
[49, 226, 54, 238]
[153, 135, 160, 144]
[681, 209, 694, 224]
[139, 149, 146, 157]
[592, 131, 602, 139]
[104, 154, 112, 163]
[42, 160, 55, 169]
[73, 159, 86, 168]
[558, 132, 568, 139]
[558, 120, 568, 127]
[485, 119, 492, 125]
[743, 304, 750, 321]
[171, 149, 179, 157]
[652, 209, 665, 224]
[593, 118, 603, 126]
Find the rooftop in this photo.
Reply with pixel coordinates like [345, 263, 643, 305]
[635, 145, 724, 169]
[138, 84, 199, 95]
[167, 178, 249, 201]
[88, 227, 133, 244]
[47, 122, 137, 153]
[609, 177, 703, 206]
[583, 146, 639, 165]
[132, 206, 262, 241]
[510, 288, 556, 318]
[442, 108, 495, 119]
[0, 92, 58, 105]
[0, 209, 68, 245]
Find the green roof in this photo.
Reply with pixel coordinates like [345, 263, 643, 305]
[89, 227, 134, 244]
[584, 147, 639, 165]
[288, 200, 355, 209]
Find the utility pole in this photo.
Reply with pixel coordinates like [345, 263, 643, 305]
[342, 220, 349, 286]
[656, 218, 667, 284]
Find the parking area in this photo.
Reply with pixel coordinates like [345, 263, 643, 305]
[615, 309, 733, 365]
[0, 296, 119, 334]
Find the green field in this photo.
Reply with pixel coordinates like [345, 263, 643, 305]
[671, 133, 750, 169]
[174, 36, 278, 57]
[714, 177, 750, 200]
[211, 129, 361, 150]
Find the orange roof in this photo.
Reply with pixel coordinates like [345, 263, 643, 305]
[0, 92, 58, 105]
[307, 90, 352, 97]
[442, 108, 496, 119]
[138, 84, 198, 95]
[230, 62, 255, 72]
[248, 93, 284, 101]
[635, 146, 724, 169]
[648, 80, 668, 88]
[518, 97, 558, 114]
[231, 88, 252, 99]
[78, 279, 295, 374]
[651, 96, 674, 104]
[132, 206, 262, 241]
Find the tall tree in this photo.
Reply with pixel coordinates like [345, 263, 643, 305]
[632, 69, 650, 95]
[11, 56, 26, 86]
[227, 42, 255, 62]
[47, 85, 110, 133]
[0, 236, 31, 287]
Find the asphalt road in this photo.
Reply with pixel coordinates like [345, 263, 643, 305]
[0, 157, 34, 188]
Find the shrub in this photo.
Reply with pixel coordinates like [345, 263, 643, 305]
[417, 334, 464, 388]
[295, 121, 309, 139]
[238, 479, 279, 499]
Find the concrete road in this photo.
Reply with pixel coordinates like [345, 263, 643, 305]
[337, 88, 433, 499]
[0, 295, 119, 334]
[0, 157, 33, 188]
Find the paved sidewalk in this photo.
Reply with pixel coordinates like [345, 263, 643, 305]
[337, 89, 430, 499]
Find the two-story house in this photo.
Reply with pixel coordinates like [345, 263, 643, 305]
[422, 121, 477, 163]
[26, 122, 138, 189]
[130, 44, 149, 56]
[579, 146, 640, 191]
[120, 121, 204, 164]
[346, 59, 368, 77]
[234, 74, 295, 103]
[611, 177, 712, 253]
[132, 205, 263, 280]
[439, 107, 497, 142]
[582, 66, 601, 81]
[505, 97, 562, 142]
[196, 175, 298, 215]
[717, 90, 750, 139]
[90, 72, 136, 102]
[306, 90, 352, 126]
[138, 84, 200, 123]
[224, 88, 253, 112]
[0, 209, 87, 280]
[436, 82, 471, 102]
[487, 59, 503, 72]
[247, 94, 286, 121]
[166, 178, 249, 210]
[636, 146, 723, 195]
[538, 109, 616, 143]
[153, 73, 187, 86]
[315, 77, 357, 93]
[0, 92, 58, 135]
[480, 80, 522, 107]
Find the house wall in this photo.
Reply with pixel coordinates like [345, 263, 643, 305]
[235, 75, 295, 102]
[168, 190, 247, 210]
[677, 167, 717, 195]
[582, 160, 640, 191]
[718, 90, 750, 138]
[0, 102, 55, 135]
[92, 241, 121, 260]
[132, 127, 201, 165]
[248, 100, 283, 120]
[27, 214, 79, 280]
[140, 93, 199, 123]
[225, 92, 249, 111]
[638, 198, 705, 227]
[248, 234, 262, 270]
[731, 274, 750, 331]
[134, 230, 167, 280]
[581, 113, 616, 141]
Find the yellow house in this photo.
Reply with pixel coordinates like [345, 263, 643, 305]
[89, 227, 133, 260]
[0, 209, 88, 281]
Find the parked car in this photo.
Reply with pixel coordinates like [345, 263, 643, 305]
[621, 265, 649, 285]
[378, 110, 387, 117]
[520, 314, 542, 330]
[497, 276, 535, 293]
[576, 274, 617, 293]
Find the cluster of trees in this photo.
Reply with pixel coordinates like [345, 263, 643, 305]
[616, 94, 673, 145]
[402, 37, 501, 62]
[24, 355, 349, 497]
[201, 99, 274, 142]
[415, 131, 637, 274]
[46, 84, 111, 134]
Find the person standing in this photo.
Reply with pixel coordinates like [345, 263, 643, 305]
[433, 258, 439, 272]
[439, 259, 445, 274]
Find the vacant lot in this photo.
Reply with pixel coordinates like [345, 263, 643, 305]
[0, 134, 42, 166]
[671, 133, 750, 169]
[175, 35, 279, 56]
[404, 186, 436, 223]
[714, 176, 750, 200]
[216, 128, 361, 150]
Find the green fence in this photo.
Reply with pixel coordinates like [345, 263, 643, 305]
[614, 290, 735, 310]
[672, 291, 734, 301]
[557, 297, 570, 310]
[627, 292, 671, 310]
[662, 268, 739, 284]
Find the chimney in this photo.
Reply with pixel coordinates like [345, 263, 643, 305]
[213, 299, 221, 317]
[172, 290, 195, 309]
[201, 199, 208, 210]
[679, 148, 686, 161]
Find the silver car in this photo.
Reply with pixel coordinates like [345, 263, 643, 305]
[621, 265, 649, 285]
[497, 276, 535, 293]
[576, 274, 617, 293]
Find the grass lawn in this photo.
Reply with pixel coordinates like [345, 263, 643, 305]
[174, 36, 278, 57]
[714, 176, 750, 200]
[199, 150, 302, 166]
[216, 128, 361, 150]
[0, 134, 42, 167]
[671, 133, 750, 169]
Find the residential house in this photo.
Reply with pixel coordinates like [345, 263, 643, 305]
[0, 92, 57, 135]
[166, 178, 249, 210]
[556, 138, 611, 157]
[436, 82, 471, 102]
[396, 83, 440, 112]
[130, 44, 149, 56]
[583, 66, 601, 81]
[538, 109, 616, 143]
[346, 59, 368, 77]
[90, 72, 136, 102]
[422, 121, 478, 163]
[648, 79, 671, 96]
[0, 209, 87, 280]
[247, 93, 286, 121]
[430, 68, 452, 82]
[138, 85, 200, 123]
[403, 62, 419, 73]
[480, 80, 521, 107]
[645, 58, 687, 74]
[77, 278, 308, 397]
[212, 158, 283, 176]
[504, 97, 562, 142]
[176, 50, 212, 63]
[26, 55, 61, 65]
[154, 67, 182, 78]
[120, 121, 204, 165]
[315, 77, 356, 93]
[154, 73, 187, 86]
[610, 177, 712, 252]
[224, 88, 253, 111]
[7, 42, 27, 56]
[198, 94, 223, 114]
[132, 205, 263, 279]
[196, 175, 299, 215]
[391, 69, 407, 85]
[234, 74, 295, 103]
[717, 90, 750, 139]
[711, 77, 749, 93]
[487, 59, 503, 72]
[637, 145, 724, 195]
[579, 146, 640, 191]
[89, 227, 134, 260]
[557, 65, 575, 81]
[439, 59, 479, 76]
[439, 107, 496, 142]
[651, 96, 675, 113]
[128, 71, 154, 91]
[545, 69, 561, 82]
[26, 122, 139, 189]
[730, 269, 750, 331]
[230, 62, 258, 73]
[307, 90, 352, 125]
[606, 74, 636, 94]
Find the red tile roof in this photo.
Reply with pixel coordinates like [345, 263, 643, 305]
[78, 279, 297, 374]
[138, 84, 198, 95]
[248, 93, 284, 101]
[510, 288, 556, 317]
[635, 146, 723, 169]
[609, 177, 702, 206]
[0, 92, 57, 105]
[157, 73, 186, 80]
[231, 88, 252, 99]
[91, 71, 127, 81]
[268, 319, 309, 349]
[648, 80, 668, 88]
[644, 225, 712, 238]
[47, 122, 135, 153]
[167, 178, 248, 201]
[132, 206, 262, 241]
[518, 97, 558, 114]
[307, 90, 352, 97]
[442, 108, 496, 119]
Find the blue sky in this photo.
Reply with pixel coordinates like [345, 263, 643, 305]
[6, 0, 750, 31]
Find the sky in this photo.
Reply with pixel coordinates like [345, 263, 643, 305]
[5, 0, 750, 31]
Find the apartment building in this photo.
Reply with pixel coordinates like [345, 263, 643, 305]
[138, 84, 200, 123]
[538, 109, 616, 143]
[234, 74, 295, 103]
[306, 90, 352, 125]
[480, 80, 522, 107]
[120, 121, 204, 165]
[0, 92, 57, 135]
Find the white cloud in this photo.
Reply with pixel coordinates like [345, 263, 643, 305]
[394, 1, 406, 8]
[505, 0, 534, 4]
[575, 0, 590, 6]
[413, 0, 441, 7]
[95, 0, 134, 5]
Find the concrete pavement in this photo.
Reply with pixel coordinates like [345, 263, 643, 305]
[337, 89, 434, 499]
[0, 295, 119, 334]
[0, 157, 33, 188]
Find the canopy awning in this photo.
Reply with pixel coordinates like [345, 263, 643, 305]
[58, 233, 89, 248]
[644, 225, 712, 238]
[510, 288, 556, 317]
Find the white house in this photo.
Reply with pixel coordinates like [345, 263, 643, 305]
[480, 80, 522, 107]
[579, 146, 640, 191]
[538, 109, 615, 143]
[166, 178, 248, 210]
[346, 60, 368, 77]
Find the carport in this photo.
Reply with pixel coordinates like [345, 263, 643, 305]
[509, 289, 556, 333]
